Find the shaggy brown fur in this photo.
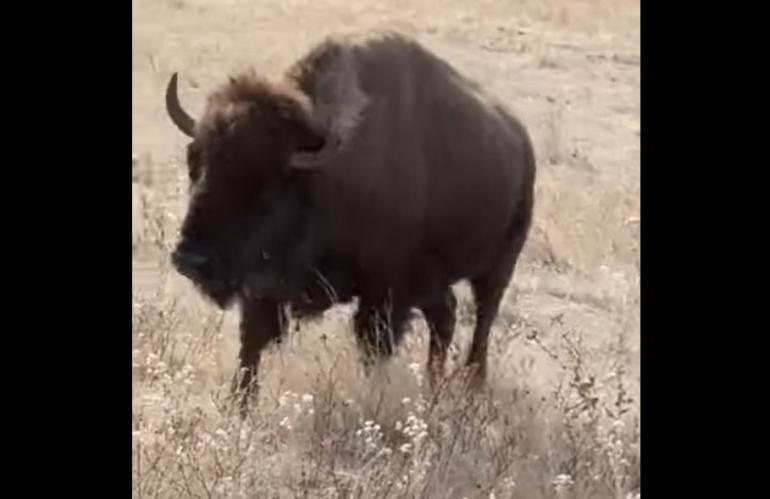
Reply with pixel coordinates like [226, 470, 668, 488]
[165, 31, 536, 415]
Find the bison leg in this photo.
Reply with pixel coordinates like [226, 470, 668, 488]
[420, 288, 457, 389]
[231, 297, 286, 417]
[353, 291, 410, 375]
[467, 206, 532, 391]
[466, 276, 506, 390]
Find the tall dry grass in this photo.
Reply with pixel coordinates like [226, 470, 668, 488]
[133, 2, 640, 497]
[132, 192, 639, 499]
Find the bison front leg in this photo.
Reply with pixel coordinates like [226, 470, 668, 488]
[231, 297, 286, 417]
[353, 292, 409, 377]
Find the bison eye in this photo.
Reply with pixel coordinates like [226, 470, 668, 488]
[186, 145, 203, 184]
[189, 162, 203, 184]
[187, 161, 203, 185]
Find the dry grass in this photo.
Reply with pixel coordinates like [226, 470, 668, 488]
[132, 249, 640, 498]
[133, 1, 640, 497]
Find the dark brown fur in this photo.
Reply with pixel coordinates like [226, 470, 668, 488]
[165, 31, 536, 415]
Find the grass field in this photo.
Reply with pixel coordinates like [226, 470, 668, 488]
[132, 1, 640, 497]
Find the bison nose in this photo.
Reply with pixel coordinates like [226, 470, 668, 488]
[171, 246, 209, 278]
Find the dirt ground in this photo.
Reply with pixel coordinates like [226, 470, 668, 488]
[132, 1, 640, 497]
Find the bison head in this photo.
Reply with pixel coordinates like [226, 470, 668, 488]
[164, 56, 368, 309]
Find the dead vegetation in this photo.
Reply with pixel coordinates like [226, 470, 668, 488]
[133, 252, 640, 498]
[133, 1, 640, 497]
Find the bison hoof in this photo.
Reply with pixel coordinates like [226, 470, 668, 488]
[229, 372, 259, 418]
[229, 389, 257, 419]
[461, 363, 488, 393]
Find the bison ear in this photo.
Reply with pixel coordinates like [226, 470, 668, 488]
[288, 46, 369, 170]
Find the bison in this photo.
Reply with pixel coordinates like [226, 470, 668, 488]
[165, 31, 536, 413]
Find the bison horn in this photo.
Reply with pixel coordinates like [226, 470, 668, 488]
[165, 73, 196, 137]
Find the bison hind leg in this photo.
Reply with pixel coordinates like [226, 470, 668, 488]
[466, 202, 532, 391]
[420, 288, 457, 391]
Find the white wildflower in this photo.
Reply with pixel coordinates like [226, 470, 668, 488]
[552, 474, 574, 492]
